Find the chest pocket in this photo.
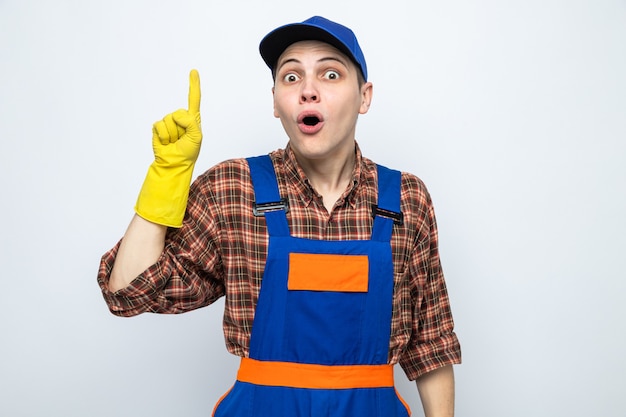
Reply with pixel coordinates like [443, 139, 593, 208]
[288, 253, 369, 292]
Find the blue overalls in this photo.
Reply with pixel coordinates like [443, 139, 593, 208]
[212, 155, 410, 417]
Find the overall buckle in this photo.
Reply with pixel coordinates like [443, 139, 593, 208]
[253, 199, 289, 217]
[371, 204, 404, 225]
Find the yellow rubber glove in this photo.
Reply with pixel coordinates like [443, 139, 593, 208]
[135, 69, 202, 227]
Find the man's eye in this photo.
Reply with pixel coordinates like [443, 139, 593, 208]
[283, 73, 300, 83]
[324, 70, 340, 80]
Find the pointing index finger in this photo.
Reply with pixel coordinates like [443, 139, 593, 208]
[188, 69, 201, 115]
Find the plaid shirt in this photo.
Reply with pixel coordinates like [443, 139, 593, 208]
[97, 143, 461, 380]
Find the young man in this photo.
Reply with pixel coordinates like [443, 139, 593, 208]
[98, 16, 461, 417]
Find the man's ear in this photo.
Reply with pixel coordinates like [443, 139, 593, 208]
[359, 82, 373, 115]
[272, 86, 279, 118]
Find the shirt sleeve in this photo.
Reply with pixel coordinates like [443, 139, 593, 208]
[96, 174, 226, 317]
[398, 189, 462, 380]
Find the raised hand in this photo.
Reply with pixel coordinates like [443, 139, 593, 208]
[135, 70, 203, 228]
[151, 69, 202, 167]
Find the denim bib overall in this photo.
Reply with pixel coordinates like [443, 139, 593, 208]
[212, 155, 410, 417]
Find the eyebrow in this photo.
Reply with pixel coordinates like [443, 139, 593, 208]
[275, 55, 350, 75]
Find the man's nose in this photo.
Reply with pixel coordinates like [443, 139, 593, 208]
[300, 79, 320, 103]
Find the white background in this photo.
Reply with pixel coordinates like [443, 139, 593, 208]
[1, 1, 625, 416]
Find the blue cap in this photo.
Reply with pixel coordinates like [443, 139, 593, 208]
[259, 16, 368, 81]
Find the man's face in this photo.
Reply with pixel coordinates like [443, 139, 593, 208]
[272, 40, 372, 165]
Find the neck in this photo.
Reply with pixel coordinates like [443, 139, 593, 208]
[293, 144, 357, 212]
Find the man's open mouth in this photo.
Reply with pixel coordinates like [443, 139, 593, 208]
[302, 116, 320, 126]
[297, 112, 324, 134]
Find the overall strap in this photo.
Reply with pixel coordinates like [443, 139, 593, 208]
[247, 155, 290, 236]
[371, 165, 403, 242]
